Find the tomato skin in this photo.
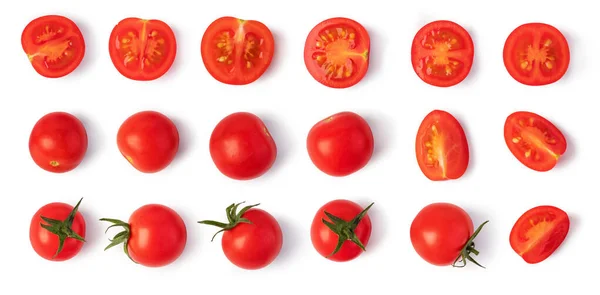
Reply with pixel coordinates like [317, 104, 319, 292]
[117, 111, 179, 173]
[29, 112, 88, 173]
[29, 202, 86, 261]
[310, 199, 372, 262]
[21, 15, 86, 78]
[307, 112, 374, 177]
[509, 205, 569, 264]
[209, 112, 277, 180]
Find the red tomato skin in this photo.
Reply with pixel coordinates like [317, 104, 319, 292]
[221, 208, 283, 270]
[209, 112, 277, 180]
[310, 199, 372, 262]
[29, 202, 86, 261]
[117, 111, 179, 173]
[410, 203, 474, 266]
[127, 204, 187, 267]
[29, 112, 88, 173]
[307, 112, 374, 177]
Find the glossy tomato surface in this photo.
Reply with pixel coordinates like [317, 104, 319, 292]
[411, 20, 474, 87]
[21, 15, 85, 78]
[29, 112, 88, 173]
[503, 23, 570, 86]
[209, 112, 277, 180]
[307, 112, 373, 176]
[109, 18, 176, 81]
[201, 17, 274, 85]
[30, 202, 86, 261]
[504, 111, 567, 172]
[304, 17, 370, 88]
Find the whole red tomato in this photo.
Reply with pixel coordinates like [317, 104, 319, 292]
[101, 204, 187, 267]
[29, 112, 88, 173]
[410, 203, 488, 268]
[117, 111, 179, 173]
[29, 198, 86, 261]
[310, 199, 373, 262]
[209, 112, 277, 180]
[199, 202, 283, 270]
[307, 112, 374, 176]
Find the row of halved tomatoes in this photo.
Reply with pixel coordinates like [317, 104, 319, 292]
[22, 15, 570, 87]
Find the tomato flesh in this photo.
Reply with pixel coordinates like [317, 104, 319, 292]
[304, 17, 370, 88]
[504, 111, 567, 172]
[411, 20, 474, 87]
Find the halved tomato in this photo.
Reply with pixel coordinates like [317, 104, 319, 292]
[201, 17, 274, 85]
[411, 20, 474, 87]
[415, 110, 469, 181]
[504, 111, 567, 172]
[509, 205, 570, 264]
[21, 15, 86, 78]
[108, 18, 177, 81]
[304, 17, 370, 88]
[503, 23, 570, 86]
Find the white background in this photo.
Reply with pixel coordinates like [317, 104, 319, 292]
[0, 0, 594, 293]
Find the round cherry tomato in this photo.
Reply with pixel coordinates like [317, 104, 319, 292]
[410, 203, 488, 267]
[29, 112, 88, 173]
[509, 205, 570, 264]
[101, 204, 187, 267]
[304, 17, 370, 88]
[201, 16, 274, 85]
[310, 199, 373, 262]
[198, 202, 283, 270]
[30, 198, 86, 261]
[21, 15, 86, 78]
[411, 20, 474, 87]
[504, 111, 567, 172]
[307, 112, 374, 176]
[415, 110, 469, 181]
[109, 17, 177, 81]
[209, 112, 277, 180]
[503, 23, 570, 86]
[117, 111, 179, 173]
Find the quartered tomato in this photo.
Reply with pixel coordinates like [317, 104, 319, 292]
[411, 20, 474, 87]
[201, 16, 274, 85]
[21, 15, 85, 78]
[509, 205, 570, 264]
[304, 17, 370, 88]
[109, 17, 177, 81]
[504, 111, 567, 172]
[415, 110, 469, 181]
[503, 23, 570, 86]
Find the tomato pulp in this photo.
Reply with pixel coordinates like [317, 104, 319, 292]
[304, 17, 370, 88]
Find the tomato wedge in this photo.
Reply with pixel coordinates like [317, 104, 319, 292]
[304, 17, 370, 88]
[411, 20, 474, 87]
[510, 205, 570, 264]
[504, 111, 567, 172]
[503, 23, 570, 86]
[21, 15, 85, 78]
[109, 18, 177, 81]
[415, 110, 469, 180]
[201, 17, 274, 85]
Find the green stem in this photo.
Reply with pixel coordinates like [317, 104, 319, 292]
[198, 201, 259, 241]
[39, 197, 86, 258]
[452, 220, 489, 268]
[99, 218, 137, 264]
[323, 202, 374, 258]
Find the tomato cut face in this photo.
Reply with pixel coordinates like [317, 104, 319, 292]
[201, 17, 274, 85]
[510, 205, 570, 264]
[415, 110, 469, 181]
[109, 18, 177, 81]
[411, 20, 474, 87]
[504, 111, 567, 172]
[21, 15, 85, 78]
[304, 17, 370, 88]
[503, 23, 570, 86]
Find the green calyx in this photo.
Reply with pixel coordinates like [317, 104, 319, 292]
[99, 218, 137, 264]
[40, 197, 86, 258]
[452, 220, 489, 268]
[198, 201, 259, 242]
[323, 202, 374, 258]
